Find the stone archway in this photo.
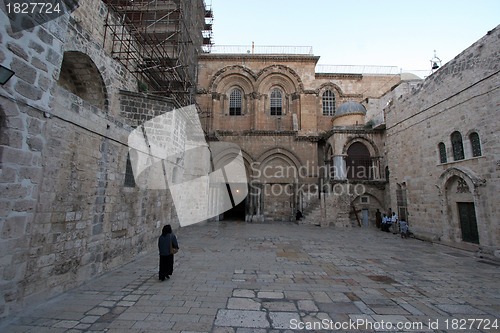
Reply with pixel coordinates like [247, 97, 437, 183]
[256, 148, 301, 222]
[211, 146, 253, 221]
[438, 167, 486, 245]
[444, 176, 479, 244]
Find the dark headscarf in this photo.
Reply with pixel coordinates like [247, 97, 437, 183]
[162, 225, 172, 237]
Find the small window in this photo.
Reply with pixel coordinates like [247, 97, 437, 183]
[451, 131, 464, 161]
[322, 90, 336, 116]
[124, 153, 136, 187]
[469, 132, 482, 157]
[361, 196, 369, 203]
[438, 142, 447, 163]
[229, 88, 242, 116]
[270, 89, 282, 116]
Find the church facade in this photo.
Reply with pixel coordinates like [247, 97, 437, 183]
[196, 26, 500, 256]
[196, 54, 402, 225]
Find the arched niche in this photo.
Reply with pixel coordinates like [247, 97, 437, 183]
[58, 51, 108, 111]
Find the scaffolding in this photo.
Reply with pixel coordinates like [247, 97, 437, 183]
[103, 0, 212, 106]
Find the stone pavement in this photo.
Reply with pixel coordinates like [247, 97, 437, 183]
[1, 222, 499, 332]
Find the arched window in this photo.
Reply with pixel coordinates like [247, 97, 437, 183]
[229, 88, 242, 116]
[438, 142, 447, 164]
[346, 142, 371, 180]
[270, 89, 282, 116]
[451, 131, 464, 161]
[322, 90, 336, 116]
[469, 132, 482, 157]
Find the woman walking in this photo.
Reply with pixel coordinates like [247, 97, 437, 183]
[158, 225, 179, 281]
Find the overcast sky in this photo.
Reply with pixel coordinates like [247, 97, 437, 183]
[208, 0, 500, 72]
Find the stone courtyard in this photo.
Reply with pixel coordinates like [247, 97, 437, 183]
[1, 222, 498, 332]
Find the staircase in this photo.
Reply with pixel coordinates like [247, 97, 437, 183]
[298, 192, 356, 227]
[298, 197, 322, 225]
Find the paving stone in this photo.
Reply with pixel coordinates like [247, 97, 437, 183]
[86, 307, 110, 316]
[214, 309, 269, 328]
[80, 315, 100, 323]
[436, 304, 486, 314]
[372, 306, 410, 315]
[317, 302, 363, 314]
[232, 289, 255, 298]
[257, 291, 283, 299]
[262, 301, 297, 312]
[353, 301, 375, 314]
[52, 320, 79, 328]
[269, 312, 301, 329]
[297, 300, 318, 312]
[398, 302, 425, 315]
[227, 297, 261, 310]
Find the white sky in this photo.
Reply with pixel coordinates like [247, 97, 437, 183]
[208, 0, 500, 71]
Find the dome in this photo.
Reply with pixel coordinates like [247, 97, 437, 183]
[336, 102, 366, 116]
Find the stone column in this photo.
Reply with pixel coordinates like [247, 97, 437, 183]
[371, 157, 380, 180]
[333, 155, 347, 180]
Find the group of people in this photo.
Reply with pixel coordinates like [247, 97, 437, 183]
[375, 209, 408, 238]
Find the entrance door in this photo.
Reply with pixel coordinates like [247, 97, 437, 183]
[362, 209, 369, 227]
[457, 202, 479, 244]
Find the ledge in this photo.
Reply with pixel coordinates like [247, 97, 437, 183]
[437, 155, 485, 167]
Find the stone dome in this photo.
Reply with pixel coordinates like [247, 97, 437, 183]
[336, 102, 366, 116]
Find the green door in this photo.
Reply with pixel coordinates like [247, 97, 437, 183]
[457, 202, 479, 244]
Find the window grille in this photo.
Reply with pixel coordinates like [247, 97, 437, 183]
[229, 89, 242, 115]
[438, 142, 447, 163]
[456, 178, 470, 193]
[270, 89, 282, 115]
[469, 132, 482, 157]
[451, 131, 464, 161]
[322, 90, 336, 116]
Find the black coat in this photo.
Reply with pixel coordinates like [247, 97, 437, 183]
[158, 233, 179, 256]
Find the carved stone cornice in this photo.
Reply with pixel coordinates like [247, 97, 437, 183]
[321, 126, 385, 139]
[215, 130, 298, 137]
[199, 54, 320, 63]
[295, 135, 321, 142]
[315, 73, 363, 80]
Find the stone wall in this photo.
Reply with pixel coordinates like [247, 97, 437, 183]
[0, 2, 182, 318]
[385, 25, 500, 255]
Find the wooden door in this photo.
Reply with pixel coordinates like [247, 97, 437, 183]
[457, 202, 479, 244]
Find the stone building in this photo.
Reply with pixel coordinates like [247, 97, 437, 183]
[384, 25, 500, 256]
[0, 0, 208, 318]
[1, 0, 499, 321]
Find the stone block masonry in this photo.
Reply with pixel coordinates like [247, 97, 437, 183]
[0, 2, 182, 319]
[385, 25, 500, 255]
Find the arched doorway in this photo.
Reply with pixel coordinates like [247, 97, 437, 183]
[445, 176, 479, 244]
[222, 184, 248, 221]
